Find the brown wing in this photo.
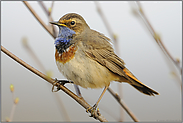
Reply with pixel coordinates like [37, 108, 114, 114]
[85, 48, 127, 77]
[80, 29, 126, 77]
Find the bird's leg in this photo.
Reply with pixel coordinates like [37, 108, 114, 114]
[86, 86, 109, 117]
[74, 85, 82, 97]
[52, 78, 74, 92]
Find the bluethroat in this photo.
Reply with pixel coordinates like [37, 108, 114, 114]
[50, 13, 159, 113]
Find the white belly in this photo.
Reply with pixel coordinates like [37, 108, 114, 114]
[56, 47, 115, 89]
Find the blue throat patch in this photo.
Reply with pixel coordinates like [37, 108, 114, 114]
[55, 26, 76, 54]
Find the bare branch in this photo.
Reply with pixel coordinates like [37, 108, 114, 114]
[38, 1, 57, 38]
[8, 84, 19, 122]
[49, 1, 54, 16]
[94, 2, 120, 54]
[108, 88, 139, 122]
[95, 2, 115, 42]
[1, 45, 108, 122]
[136, 2, 181, 72]
[23, 1, 55, 39]
[22, 37, 47, 72]
[38, 1, 49, 15]
[134, 1, 182, 86]
[54, 91, 71, 121]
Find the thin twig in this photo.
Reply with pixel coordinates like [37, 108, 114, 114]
[107, 88, 139, 122]
[23, 1, 55, 39]
[9, 103, 16, 122]
[49, 1, 54, 16]
[135, 1, 182, 86]
[1, 45, 108, 122]
[54, 92, 71, 121]
[38, 1, 57, 38]
[9, 86, 16, 122]
[95, 2, 115, 42]
[39, 1, 49, 15]
[22, 37, 46, 72]
[94, 2, 120, 53]
[136, 2, 181, 72]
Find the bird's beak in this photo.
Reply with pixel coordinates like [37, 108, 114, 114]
[50, 21, 67, 27]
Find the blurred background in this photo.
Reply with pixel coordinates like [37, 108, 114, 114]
[1, 1, 182, 122]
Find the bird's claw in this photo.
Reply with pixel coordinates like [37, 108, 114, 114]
[86, 104, 99, 118]
[52, 79, 73, 92]
[52, 78, 61, 92]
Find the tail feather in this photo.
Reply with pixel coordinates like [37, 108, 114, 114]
[131, 83, 159, 96]
[123, 68, 159, 96]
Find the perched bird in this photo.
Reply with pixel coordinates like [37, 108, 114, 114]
[50, 13, 159, 113]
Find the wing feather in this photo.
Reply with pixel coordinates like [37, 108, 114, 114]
[81, 29, 126, 77]
[85, 49, 126, 77]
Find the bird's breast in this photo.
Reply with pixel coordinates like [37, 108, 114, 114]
[55, 45, 77, 64]
[55, 44, 118, 89]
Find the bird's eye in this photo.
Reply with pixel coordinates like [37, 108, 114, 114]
[70, 21, 75, 25]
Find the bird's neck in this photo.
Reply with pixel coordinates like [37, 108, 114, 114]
[55, 26, 76, 54]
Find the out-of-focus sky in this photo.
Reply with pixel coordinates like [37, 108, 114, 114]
[1, 1, 182, 122]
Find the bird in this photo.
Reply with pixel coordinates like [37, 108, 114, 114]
[50, 13, 159, 114]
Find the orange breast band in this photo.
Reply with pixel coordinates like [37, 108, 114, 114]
[55, 45, 77, 64]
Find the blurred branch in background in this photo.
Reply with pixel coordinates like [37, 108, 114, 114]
[6, 84, 19, 122]
[21, 37, 70, 121]
[48, 1, 54, 16]
[22, 37, 46, 72]
[38, 1, 57, 38]
[23, 1, 54, 38]
[94, 1, 120, 54]
[1, 45, 108, 122]
[131, 1, 182, 88]
[108, 88, 138, 122]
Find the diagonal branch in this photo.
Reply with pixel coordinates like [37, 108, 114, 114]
[107, 88, 139, 122]
[1, 45, 108, 122]
[48, 1, 54, 16]
[94, 2, 116, 43]
[136, 2, 181, 73]
[94, 2, 120, 55]
[134, 1, 182, 86]
[38, 1, 57, 38]
[23, 1, 55, 39]
[22, 38, 47, 72]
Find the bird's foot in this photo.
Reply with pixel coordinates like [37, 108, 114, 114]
[52, 78, 73, 92]
[86, 104, 100, 118]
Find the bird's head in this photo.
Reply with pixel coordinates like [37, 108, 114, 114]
[50, 13, 90, 35]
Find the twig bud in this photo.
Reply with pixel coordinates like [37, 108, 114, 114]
[14, 97, 19, 104]
[10, 84, 14, 92]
